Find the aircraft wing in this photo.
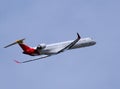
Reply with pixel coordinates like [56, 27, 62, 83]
[14, 55, 51, 64]
[57, 33, 81, 53]
[14, 33, 81, 64]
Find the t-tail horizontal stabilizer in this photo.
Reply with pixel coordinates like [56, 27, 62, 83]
[4, 38, 25, 48]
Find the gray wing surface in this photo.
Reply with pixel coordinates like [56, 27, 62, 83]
[14, 55, 51, 64]
[14, 33, 81, 64]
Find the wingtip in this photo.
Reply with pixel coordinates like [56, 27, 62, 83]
[4, 46, 7, 48]
[14, 60, 21, 64]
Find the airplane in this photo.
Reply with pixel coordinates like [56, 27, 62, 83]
[4, 33, 96, 64]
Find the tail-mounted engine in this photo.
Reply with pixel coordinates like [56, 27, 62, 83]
[37, 43, 46, 50]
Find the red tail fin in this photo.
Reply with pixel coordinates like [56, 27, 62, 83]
[4, 38, 37, 56]
[18, 43, 36, 55]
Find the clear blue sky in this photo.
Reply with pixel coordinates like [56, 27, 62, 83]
[0, 0, 120, 89]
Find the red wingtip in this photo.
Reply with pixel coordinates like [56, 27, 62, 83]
[14, 60, 21, 64]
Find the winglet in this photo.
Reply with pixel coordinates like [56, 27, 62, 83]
[77, 33, 81, 39]
[14, 60, 21, 64]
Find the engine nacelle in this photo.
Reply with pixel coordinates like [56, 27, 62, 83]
[37, 43, 46, 50]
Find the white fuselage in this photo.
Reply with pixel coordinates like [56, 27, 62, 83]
[36, 37, 96, 55]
